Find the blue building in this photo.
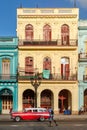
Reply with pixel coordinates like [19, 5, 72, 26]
[0, 37, 18, 114]
[78, 20, 87, 112]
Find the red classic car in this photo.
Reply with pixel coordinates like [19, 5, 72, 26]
[11, 108, 50, 122]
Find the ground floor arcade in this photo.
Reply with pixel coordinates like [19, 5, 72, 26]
[18, 81, 78, 114]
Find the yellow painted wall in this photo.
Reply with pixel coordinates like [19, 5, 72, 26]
[17, 8, 79, 114]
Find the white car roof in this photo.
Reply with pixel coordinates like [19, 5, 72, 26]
[25, 107, 47, 110]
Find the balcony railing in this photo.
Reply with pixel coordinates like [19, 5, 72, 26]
[79, 53, 87, 61]
[0, 74, 17, 82]
[18, 73, 77, 81]
[19, 39, 77, 46]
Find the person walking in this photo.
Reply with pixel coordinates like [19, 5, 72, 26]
[48, 108, 58, 127]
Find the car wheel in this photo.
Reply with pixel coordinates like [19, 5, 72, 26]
[39, 116, 45, 122]
[15, 116, 21, 122]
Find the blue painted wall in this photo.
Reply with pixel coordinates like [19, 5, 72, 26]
[78, 20, 87, 111]
[0, 37, 18, 112]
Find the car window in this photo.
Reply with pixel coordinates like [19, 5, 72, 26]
[39, 109, 43, 112]
[27, 110, 32, 112]
[43, 110, 47, 112]
[33, 109, 38, 112]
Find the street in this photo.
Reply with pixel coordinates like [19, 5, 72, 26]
[0, 120, 87, 130]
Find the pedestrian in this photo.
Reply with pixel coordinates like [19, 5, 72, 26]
[48, 108, 58, 127]
[79, 106, 84, 115]
[9, 108, 13, 114]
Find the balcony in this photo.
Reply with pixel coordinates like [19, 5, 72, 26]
[19, 39, 77, 47]
[79, 53, 87, 62]
[18, 39, 77, 51]
[18, 73, 77, 81]
[0, 74, 17, 83]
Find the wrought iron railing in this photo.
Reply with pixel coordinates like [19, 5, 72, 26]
[0, 73, 77, 82]
[79, 53, 87, 59]
[19, 39, 77, 46]
[18, 73, 77, 81]
[0, 74, 17, 82]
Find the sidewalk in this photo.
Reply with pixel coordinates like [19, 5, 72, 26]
[0, 114, 87, 121]
[0, 114, 11, 121]
[54, 114, 87, 120]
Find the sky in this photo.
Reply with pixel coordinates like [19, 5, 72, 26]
[0, 0, 87, 36]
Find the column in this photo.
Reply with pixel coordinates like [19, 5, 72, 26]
[37, 91, 40, 107]
[54, 91, 58, 114]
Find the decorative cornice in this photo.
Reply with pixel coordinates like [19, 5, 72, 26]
[18, 46, 77, 51]
[18, 15, 77, 19]
[18, 80, 77, 84]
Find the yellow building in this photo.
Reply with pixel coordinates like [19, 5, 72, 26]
[17, 8, 79, 114]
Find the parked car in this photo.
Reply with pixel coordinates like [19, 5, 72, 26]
[10, 107, 50, 122]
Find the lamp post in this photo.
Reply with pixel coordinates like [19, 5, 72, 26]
[30, 69, 41, 108]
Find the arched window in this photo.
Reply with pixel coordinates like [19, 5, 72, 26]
[61, 57, 70, 79]
[61, 24, 69, 45]
[43, 24, 51, 41]
[25, 57, 34, 75]
[25, 24, 33, 40]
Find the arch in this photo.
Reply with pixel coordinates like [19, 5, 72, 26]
[40, 89, 53, 109]
[58, 89, 72, 113]
[61, 57, 70, 80]
[25, 24, 33, 40]
[0, 55, 13, 58]
[61, 24, 69, 45]
[0, 88, 13, 95]
[0, 88, 13, 114]
[22, 89, 34, 109]
[43, 24, 51, 41]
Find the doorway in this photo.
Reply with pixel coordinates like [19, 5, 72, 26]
[0, 89, 13, 114]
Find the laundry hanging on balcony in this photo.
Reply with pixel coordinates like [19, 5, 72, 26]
[43, 70, 50, 79]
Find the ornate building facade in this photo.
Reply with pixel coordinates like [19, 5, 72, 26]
[78, 20, 87, 112]
[17, 8, 79, 114]
[0, 37, 18, 114]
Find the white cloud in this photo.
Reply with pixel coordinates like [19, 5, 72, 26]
[70, 0, 87, 8]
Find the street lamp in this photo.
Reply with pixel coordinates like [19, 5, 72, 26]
[30, 69, 41, 108]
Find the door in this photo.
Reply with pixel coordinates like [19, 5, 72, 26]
[2, 59, 10, 79]
[61, 58, 70, 79]
[0, 89, 13, 114]
[2, 95, 13, 114]
[61, 24, 69, 45]
[43, 24, 51, 41]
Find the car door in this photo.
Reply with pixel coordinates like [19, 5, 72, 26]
[23, 110, 39, 120]
[21, 110, 32, 120]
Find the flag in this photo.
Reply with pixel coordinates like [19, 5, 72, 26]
[43, 70, 50, 79]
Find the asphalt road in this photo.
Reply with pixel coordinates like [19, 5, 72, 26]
[0, 120, 87, 130]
